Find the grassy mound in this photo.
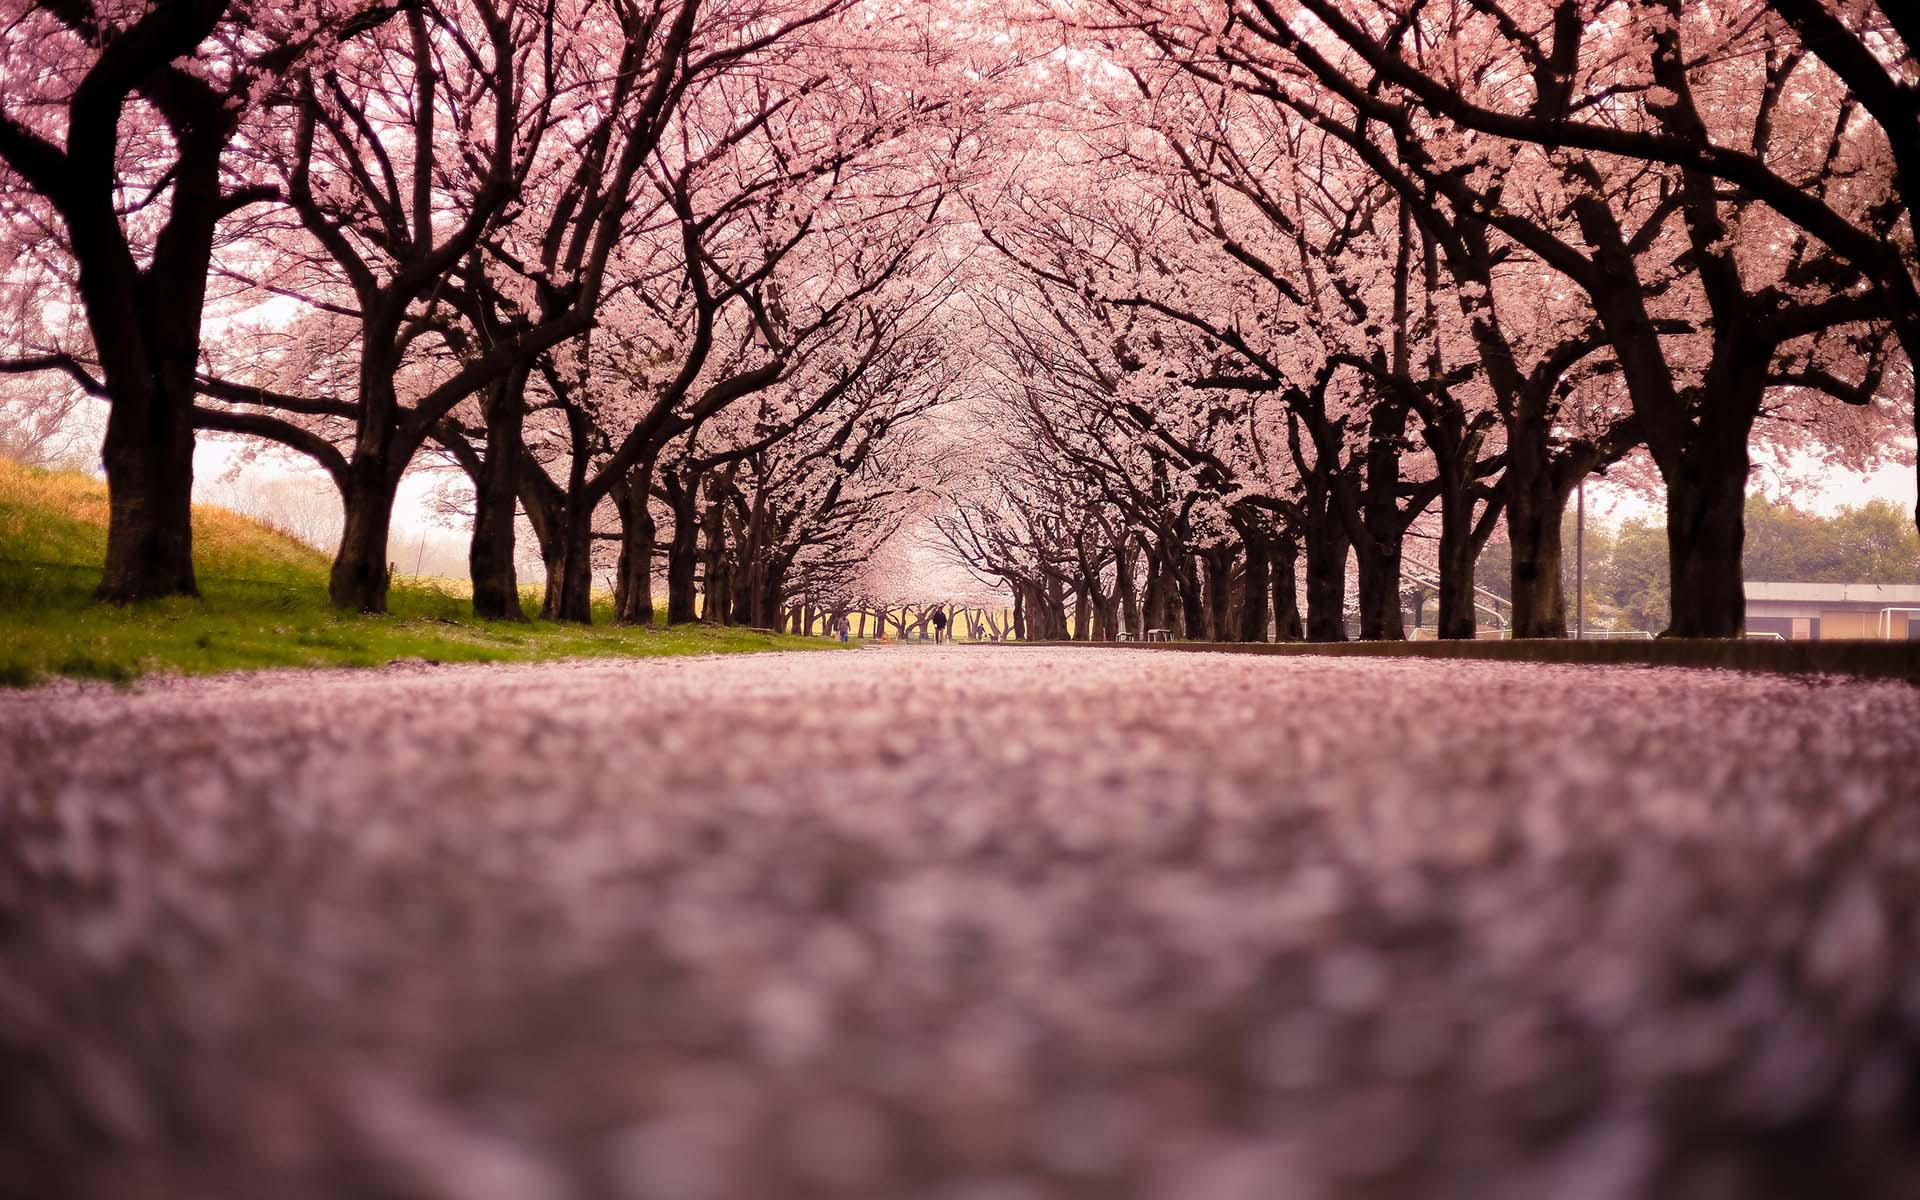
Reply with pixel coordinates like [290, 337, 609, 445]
[0, 459, 830, 685]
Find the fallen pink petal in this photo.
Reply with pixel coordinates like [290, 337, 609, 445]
[5, 647, 1920, 1197]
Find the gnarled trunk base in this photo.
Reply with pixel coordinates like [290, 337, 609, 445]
[96, 400, 198, 603]
[330, 465, 397, 614]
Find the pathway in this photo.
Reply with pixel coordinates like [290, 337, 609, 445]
[3, 648, 1918, 1198]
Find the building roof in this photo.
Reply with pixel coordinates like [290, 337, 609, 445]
[1746, 581, 1920, 604]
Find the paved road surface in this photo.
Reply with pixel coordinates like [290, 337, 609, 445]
[4, 647, 1919, 1199]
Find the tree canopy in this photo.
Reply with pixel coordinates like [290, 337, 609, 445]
[2, 0, 1912, 638]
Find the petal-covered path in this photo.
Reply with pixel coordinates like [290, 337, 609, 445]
[4, 647, 1919, 1199]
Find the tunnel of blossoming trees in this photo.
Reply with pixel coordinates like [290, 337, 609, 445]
[1, 0, 1912, 640]
[7, 6, 1920, 1198]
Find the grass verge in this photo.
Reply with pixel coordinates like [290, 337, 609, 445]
[0, 459, 833, 686]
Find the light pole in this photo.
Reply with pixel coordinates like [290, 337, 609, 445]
[1575, 478, 1585, 640]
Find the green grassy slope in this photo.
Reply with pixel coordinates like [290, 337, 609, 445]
[0, 459, 832, 685]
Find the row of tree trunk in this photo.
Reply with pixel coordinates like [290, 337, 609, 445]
[455, 451, 809, 630]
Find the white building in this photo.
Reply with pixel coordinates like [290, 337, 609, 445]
[1744, 582, 1920, 640]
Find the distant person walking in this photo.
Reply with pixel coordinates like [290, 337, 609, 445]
[931, 608, 948, 643]
[834, 613, 851, 644]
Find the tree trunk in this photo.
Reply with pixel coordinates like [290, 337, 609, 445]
[1664, 423, 1751, 638]
[1507, 500, 1570, 639]
[1178, 553, 1207, 641]
[1354, 538, 1405, 641]
[544, 503, 595, 624]
[538, 411, 596, 626]
[1649, 322, 1769, 637]
[1238, 534, 1271, 642]
[1435, 536, 1477, 641]
[1353, 395, 1411, 641]
[332, 326, 412, 614]
[700, 476, 731, 625]
[1273, 538, 1304, 642]
[469, 370, 529, 621]
[74, 110, 231, 604]
[1205, 546, 1237, 643]
[1303, 502, 1350, 643]
[1434, 464, 1478, 641]
[1116, 538, 1141, 638]
[1505, 414, 1569, 638]
[757, 559, 787, 632]
[96, 391, 198, 602]
[735, 496, 768, 626]
[1142, 548, 1173, 634]
[665, 521, 700, 624]
[664, 469, 701, 625]
[535, 528, 564, 614]
[730, 559, 753, 626]
[612, 465, 657, 626]
[518, 465, 563, 607]
[330, 456, 399, 613]
[1042, 577, 1066, 640]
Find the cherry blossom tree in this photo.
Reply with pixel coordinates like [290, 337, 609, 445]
[0, 268, 93, 466]
[1290, 0, 1920, 531]
[977, 61, 1497, 640]
[0, 0, 387, 600]
[192, 0, 869, 614]
[5, 0, 1908, 641]
[1103, 0, 1908, 635]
